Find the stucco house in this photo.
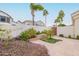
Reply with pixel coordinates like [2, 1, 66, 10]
[0, 10, 13, 24]
[23, 20, 45, 26]
[35, 20, 45, 26]
[16, 20, 23, 24]
[57, 11, 79, 38]
[23, 20, 33, 25]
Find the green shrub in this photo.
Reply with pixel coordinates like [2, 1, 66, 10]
[20, 28, 37, 41]
[27, 28, 37, 38]
[68, 35, 71, 38]
[41, 30, 48, 34]
[41, 29, 53, 38]
[20, 31, 30, 41]
[36, 31, 41, 35]
[76, 35, 79, 39]
[59, 34, 64, 37]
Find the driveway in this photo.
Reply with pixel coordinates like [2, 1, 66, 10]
[31, 36, 79, 56]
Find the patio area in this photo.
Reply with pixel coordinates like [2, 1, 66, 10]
[31, 36, 79, 56]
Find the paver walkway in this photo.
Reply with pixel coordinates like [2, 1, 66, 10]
[31, 36, 79, 56]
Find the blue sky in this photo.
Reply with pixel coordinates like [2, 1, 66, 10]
[0, 3, 79, 26]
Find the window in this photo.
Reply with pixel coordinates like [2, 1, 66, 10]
[0, 16, 6, 22]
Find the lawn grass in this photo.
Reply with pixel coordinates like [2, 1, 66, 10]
[42, 37, 62, 43]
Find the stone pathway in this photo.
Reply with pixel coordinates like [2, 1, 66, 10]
[31, 36, 79, 56]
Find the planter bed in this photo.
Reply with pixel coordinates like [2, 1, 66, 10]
[0, 40, 49, 56]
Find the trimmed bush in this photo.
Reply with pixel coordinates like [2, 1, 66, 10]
[20, 28, 37, 41]
[76, 35, 79, 39]
[59, 34, 64, 37]
[20, 31, 30, 41]
[68, 35, 71, 38]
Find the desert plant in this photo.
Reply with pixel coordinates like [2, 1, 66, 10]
[59, 34, 64, 37]
[2, 30, 12, 48]
[0, 29, 12, 40]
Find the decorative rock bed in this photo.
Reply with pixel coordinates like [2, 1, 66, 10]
[0, 40, 49, 56]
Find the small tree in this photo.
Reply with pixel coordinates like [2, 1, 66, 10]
[41, 29, 53, 38]
[47, 29, 54, 38]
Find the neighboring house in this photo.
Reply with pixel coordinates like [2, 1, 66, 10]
[57, 11, 79, 38]
[23, 20, 45, 26]
[0, 10, 13, 24]
[35, 20, 45, 26]
[16, 20, 23, 24]
[23, 20, 33, 25]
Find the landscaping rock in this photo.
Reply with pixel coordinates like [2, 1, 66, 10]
[0, 40, 49, 56]
[36, 34, 48, 40]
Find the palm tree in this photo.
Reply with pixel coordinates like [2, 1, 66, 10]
[59, 10, 65, 24]
[54, 16, 60, 26]
[54, 10, 65, 26]
[43, 9, 48, 26]
[30, 3, 44, 25]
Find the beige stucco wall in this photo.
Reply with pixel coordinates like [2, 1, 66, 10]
[57, 18, 79, 38]
[57, 26, 74, 37]
[74, 18, 79, 37]
[57, 11, 79, 38]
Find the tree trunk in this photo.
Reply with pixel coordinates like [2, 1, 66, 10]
[45, 16, 46, 26]
[32, 15, 35, 25]
[31, 10, 35, 26]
